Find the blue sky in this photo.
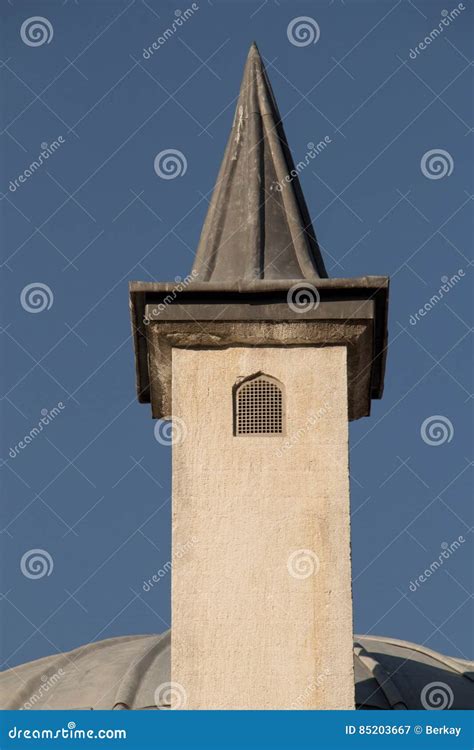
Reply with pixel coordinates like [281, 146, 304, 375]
[0, 0, 472, 668]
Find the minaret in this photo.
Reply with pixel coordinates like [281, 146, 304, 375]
[130, 43, 389, 710]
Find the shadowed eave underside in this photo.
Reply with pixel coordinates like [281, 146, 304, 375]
[191, 42, 327, 283]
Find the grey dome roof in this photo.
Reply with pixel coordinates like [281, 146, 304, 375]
[1, 631, 472, 710]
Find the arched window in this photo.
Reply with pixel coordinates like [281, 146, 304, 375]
[234, 374, 284, 436]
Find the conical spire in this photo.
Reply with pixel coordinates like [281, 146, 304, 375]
[191, 43, 327, 283]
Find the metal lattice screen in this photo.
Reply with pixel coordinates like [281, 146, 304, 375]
[235, 376, 283, 435]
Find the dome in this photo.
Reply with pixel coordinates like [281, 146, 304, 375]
[1, 632, 472, 710]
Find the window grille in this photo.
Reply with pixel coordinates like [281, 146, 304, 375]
[234, 375, 283, 435]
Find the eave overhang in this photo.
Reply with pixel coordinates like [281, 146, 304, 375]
[129, 276, 389, 421]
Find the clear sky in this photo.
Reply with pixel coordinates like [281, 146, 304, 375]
[1, 0, 472, 669]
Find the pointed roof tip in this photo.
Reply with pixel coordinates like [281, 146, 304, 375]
[238, 41, 275, 121]
[244, 42, 265, 72]
[191, 42, 328, 283]
[242, 42, 263, 74]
